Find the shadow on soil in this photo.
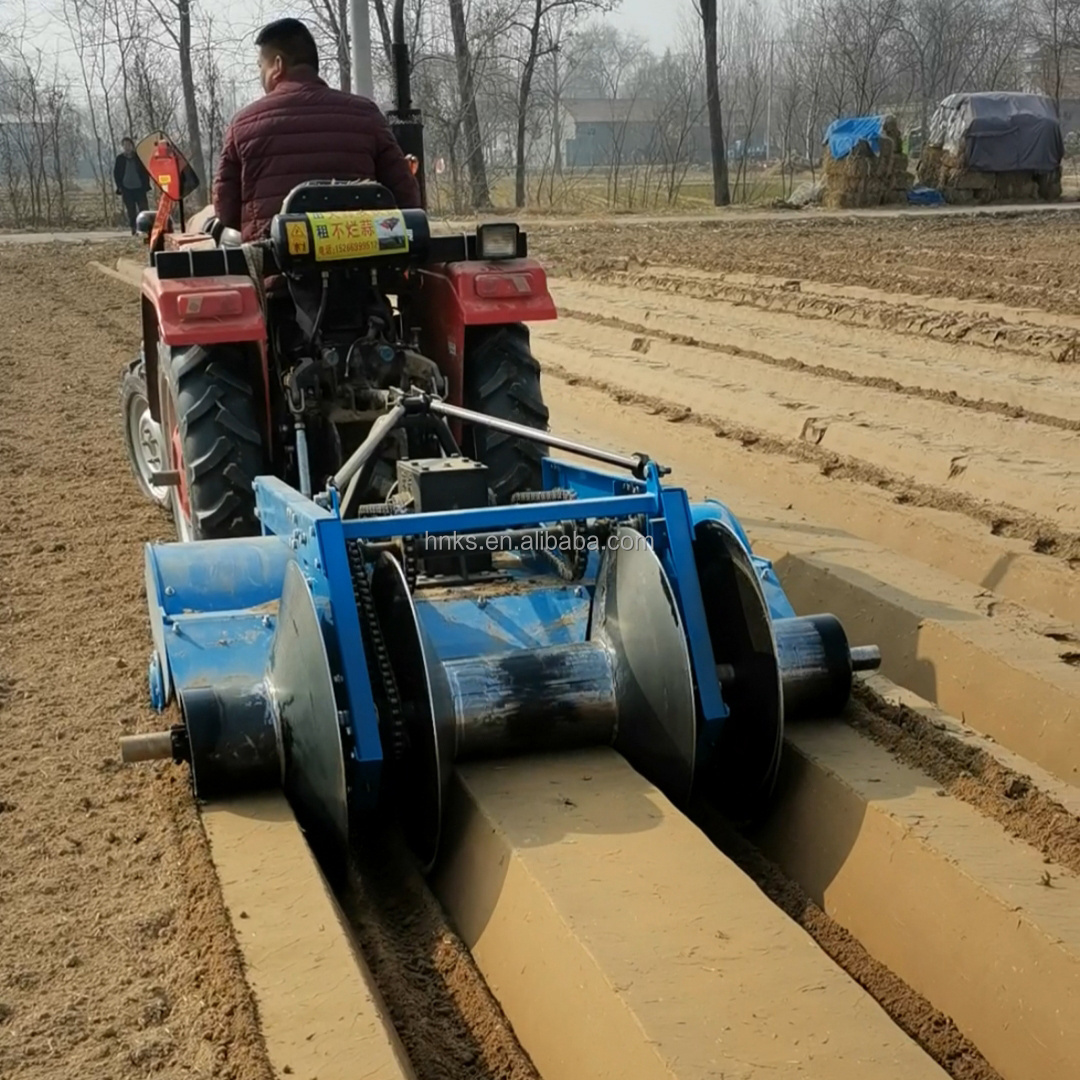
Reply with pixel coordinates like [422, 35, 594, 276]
[979, 550, 1020, 592]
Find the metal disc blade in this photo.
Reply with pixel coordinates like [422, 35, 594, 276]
[370, 553, 448, 873]
[268, 560, 349, 858]
[591, 526, 697, 804]
[693, 519, 784, 818]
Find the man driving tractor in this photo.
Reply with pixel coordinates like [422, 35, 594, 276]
[213, 17, 421, 242]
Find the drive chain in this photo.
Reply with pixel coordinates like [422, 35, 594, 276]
[346, 538, 408, 763]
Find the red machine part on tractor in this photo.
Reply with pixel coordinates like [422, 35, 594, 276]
[120, 33, 556, 541]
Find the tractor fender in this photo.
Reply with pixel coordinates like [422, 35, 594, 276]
[141, 270, 266, 348]
[414, 258, 556, 417]
[140, 272, 271, 438]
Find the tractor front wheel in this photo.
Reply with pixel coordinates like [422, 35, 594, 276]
[463, 324, 549, 503]
[121, 351, 171, 510]
[164, 347, 263, 541]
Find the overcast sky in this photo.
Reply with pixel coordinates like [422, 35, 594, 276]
[19, 0, 695, 93]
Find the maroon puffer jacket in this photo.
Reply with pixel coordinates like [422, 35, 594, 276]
[213, 69, 422, 242]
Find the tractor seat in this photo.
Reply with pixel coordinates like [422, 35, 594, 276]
[281, 179, 398, 215]
[198, 214, 242, 247]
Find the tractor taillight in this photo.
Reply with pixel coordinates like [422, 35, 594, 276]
[474, 273, 535, 299]
[178, 291, 243, 319]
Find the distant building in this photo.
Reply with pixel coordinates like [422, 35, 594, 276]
[562, 98, 711, 168]
[0, 110, 99, 182]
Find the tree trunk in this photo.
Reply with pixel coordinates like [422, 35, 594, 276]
[448, 0, 491, 208]
[701, 0, 730, 206]
[337, 0, 350, 90]
[514, 1, 543, 209]
[178, 0, 207, 209]
[552, 47, 563, 176]
[514, 59, 536, 209]
[372, 0, 393, 68]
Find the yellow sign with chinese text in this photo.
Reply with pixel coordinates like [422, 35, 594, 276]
[306, 210, 409, 262]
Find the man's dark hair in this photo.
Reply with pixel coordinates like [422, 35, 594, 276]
[121, 136, 133, 145]
[255, 18, 319, 72]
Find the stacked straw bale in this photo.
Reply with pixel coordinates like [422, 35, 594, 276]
[916, 146, 1062, 203]
[821, 117, 911, 209]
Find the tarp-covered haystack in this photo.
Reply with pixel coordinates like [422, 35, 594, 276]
[821, 115, 911, 208]
[917, 92, 1063, 203]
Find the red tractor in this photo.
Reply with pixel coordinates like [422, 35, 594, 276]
[120, 29, 554, 540]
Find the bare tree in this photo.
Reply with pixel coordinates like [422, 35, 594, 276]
[196, 13, 228, 175]
[696, 0, 731, 204]
[644, 40, 708, 205]
[508, 0, 615, 208]
[147, 0, 207, 201]
[448, 0, 492, 207]
[1029, 0, 1080, 106]
[60, 0, 112, 217]
[572, 25, 649, 205]
[0, 26, 83, 227]
[304, 0, 351, 89]
[727, 0, 768, 198]
[820, 0, 905, 115]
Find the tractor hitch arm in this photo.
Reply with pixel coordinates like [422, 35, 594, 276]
[329, 389, 667, 504]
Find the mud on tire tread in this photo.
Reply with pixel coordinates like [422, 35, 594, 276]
[463, 324, 549, 503]
[173, 348, 263, 539]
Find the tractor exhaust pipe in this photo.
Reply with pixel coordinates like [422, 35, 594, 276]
[387, 0, 427, 207]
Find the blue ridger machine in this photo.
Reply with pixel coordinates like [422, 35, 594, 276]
[121, 392, 881, 869]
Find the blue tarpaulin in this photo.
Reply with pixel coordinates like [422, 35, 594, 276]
[907, 186, 945, 206]
[824, 116, 887, 160]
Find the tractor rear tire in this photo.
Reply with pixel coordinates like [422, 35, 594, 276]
[121, 351, 170, 510]
[463, 324, 549, 503]
[167, 347, 263, 541]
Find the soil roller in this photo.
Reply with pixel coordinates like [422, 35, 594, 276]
[121, 391, 880, 870]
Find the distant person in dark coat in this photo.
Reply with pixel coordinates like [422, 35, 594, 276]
[114, 137, 151, 233]
[213, 18, 420, 242]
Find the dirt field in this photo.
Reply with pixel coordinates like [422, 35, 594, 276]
[2, 210, 1080, 1079]
[0, 240, 272, 1079]
[521, 210, 1080, 1080]
[529, 213, 1080, 552]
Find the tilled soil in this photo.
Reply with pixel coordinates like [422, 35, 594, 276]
[541, 371, 1079, 1079]
[849, 683, 1080, 877]
[527, 229, 1080, 568]
[4, 213, 1079, 1079]
[695, 809, 1004, 1080]
[339, 835, 540, 1080]
[0, 242, 272, 1079]
[530, 212, 1080, 314]
[0, 242, 546, 1080]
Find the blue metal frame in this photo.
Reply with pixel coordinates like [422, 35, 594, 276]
[144, 452, 804, 813]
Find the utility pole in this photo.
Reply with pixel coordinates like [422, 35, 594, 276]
[351, 0, 373, 98]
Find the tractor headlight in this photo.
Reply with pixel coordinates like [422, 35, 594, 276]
[476, 222, 519, 260]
